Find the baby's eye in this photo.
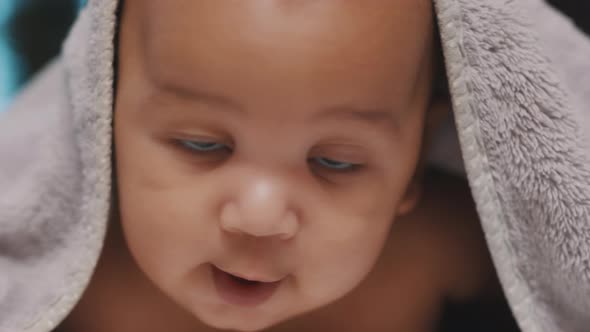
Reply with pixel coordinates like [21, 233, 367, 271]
[177, 140, 361, 173]
[311, 157, 361, 172]
[179, 140, 230, 153]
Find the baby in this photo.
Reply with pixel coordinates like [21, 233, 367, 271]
[56, 1, 513, 331]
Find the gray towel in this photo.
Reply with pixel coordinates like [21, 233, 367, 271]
[1, 0, 589, 331]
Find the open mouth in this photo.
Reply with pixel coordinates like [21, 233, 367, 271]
[230, 274, 261, 286]
[211, 264, 282, 307]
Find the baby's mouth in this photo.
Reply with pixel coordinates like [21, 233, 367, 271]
[210, 264, 283, 307]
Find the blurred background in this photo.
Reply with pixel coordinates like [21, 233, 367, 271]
[0, 1, 588, 113]
[0, 0, 84, 111]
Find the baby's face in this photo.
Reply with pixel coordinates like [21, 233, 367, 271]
[114, 0, 435, 331]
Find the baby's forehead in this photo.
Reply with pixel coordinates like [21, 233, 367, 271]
[132, 1, 434, 78]
[120, 0, 436, 117]
[136, 0, 434, 45]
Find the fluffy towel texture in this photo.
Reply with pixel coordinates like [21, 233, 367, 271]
[1, 0, 589, 331]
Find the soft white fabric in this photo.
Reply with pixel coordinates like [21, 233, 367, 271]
[1, 1, 589, 331]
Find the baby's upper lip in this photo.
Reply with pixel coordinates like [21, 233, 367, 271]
[213, 264, 285, 283]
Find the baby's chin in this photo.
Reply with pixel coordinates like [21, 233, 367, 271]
[190, 287, 326, 332]
[195, 305, 293, 332]
[193, 288, 351, 332]
[184, 282, 293, 331]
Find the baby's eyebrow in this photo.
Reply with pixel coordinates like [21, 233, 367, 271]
[156, 83, 242, 113]
[315, 105, 400, 133]
[155, 83, 400, 133]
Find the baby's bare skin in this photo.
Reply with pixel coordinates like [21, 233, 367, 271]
[56, 1, 500, 331]
[269, 169, 497, 332]
[58, 169, 497, 332]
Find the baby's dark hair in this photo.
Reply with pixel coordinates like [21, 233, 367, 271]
[431, 16, 450, 102]
[112, 0, 125, 105]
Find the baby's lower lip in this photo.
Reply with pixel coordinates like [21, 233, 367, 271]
[211, 265, 282, 307]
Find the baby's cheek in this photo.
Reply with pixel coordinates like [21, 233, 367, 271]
[296, 214, 391, 307]
[118, 188, 211, 285]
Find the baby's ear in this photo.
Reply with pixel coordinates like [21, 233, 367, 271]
[396, 176, 422, 217]
[397, 99, 451, 217]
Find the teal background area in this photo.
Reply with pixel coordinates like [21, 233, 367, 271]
[0, 1, 17, 111]
[0, 0, 84, 112]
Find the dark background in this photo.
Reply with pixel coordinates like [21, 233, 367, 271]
[6, 0, 80, 86]
[547, 0, 590, 33]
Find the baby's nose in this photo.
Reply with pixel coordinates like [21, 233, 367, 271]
[220, 181, 299, 240]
